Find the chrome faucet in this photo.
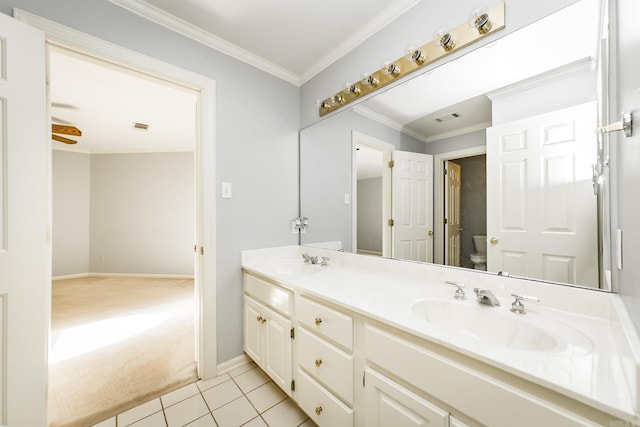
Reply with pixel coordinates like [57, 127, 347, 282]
[301, 253, 329, 266]
[473, 288, 500, 306]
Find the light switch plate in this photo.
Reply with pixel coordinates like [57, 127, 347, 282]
[221, 182, 232, 198]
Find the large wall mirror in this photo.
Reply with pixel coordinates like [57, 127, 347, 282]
[300, 0, 612, 291]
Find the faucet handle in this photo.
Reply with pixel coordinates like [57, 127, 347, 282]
[320, 256, 330, 266]
[445, 281, 466, 300]
[510, 293, 540, 314]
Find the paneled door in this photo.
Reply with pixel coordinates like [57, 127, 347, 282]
[444, 161, 462, 267]
[0, 12, 49, 426]
[391, 151, 433, 262]
[486, 102, 598, 287]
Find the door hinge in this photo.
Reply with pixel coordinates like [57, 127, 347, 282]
[290, 327, 295, 339]
[444, 169, 448, 175]
[194, 244, 197, 253]
[388, 160, 394, 168]
[291, 379, 296, 391]
[388, 219, 394, 227]
[362, 372, 366, 387]
[200, 246, 204, 255]
[444, 218, 448, 224]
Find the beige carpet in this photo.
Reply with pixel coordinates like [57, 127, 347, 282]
[49, 276, 198, 427]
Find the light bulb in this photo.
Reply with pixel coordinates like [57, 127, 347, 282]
[434, 27, 455, 51]
[380, 61, 401, 76]
[469, 6, 492, 34]
[343, 82, 361, 95]
[406, 46, 427, 65]
[360, 73, 379, 86]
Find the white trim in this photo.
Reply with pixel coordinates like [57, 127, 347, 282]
[353, 105, 429, 143]
[216, 354, 252, 375]
[107, 0, 420, 86]
[351, 131, 394, 257]
[52, 145, 195, 155]
[53, 273, 196, 280]
[15, 9, 218, 380]
[433, 145, 486, 265]
[299, 0, 421, 84]
[486, 57, 594, 101]
[107, 0, 299, 85]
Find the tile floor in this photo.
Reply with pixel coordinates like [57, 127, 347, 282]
[92, 361, 317, 427]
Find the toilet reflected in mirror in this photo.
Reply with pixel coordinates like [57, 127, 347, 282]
[470, 235, 487, 270]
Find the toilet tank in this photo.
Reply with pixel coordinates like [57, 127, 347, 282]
[472, 235, 487, 253]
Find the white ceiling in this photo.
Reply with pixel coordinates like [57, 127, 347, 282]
[49, 46, 198, 154]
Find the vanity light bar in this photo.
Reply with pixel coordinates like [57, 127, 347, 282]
[318, 2, 505, 117]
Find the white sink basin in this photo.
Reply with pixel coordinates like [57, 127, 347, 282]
[411, 299, 592, 353]
[269, 261, 322, 279]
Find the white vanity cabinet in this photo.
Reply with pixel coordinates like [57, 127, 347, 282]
[243, 273, 293, 396]
[293, 295, 355, 426]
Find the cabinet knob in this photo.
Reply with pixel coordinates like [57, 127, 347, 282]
[315, 406, 323, 415]
[256, 316, 266, 324]
[314, 317, 323, 326]
[314, 358, 323, 367]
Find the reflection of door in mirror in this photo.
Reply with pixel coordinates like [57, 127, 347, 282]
[391, 151, 434, 262]
[486, 101, 598, 288]
[444, 161, 462, 267]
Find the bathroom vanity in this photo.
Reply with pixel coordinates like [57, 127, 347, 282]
[242, 245, 640, 427]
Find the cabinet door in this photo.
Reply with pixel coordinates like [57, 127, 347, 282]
[243, 296, 264, 365]
[264, 306, 292, 395]
[364, 368, 449, 427]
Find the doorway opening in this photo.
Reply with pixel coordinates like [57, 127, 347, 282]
[434, 146, 487, 267]
[48, 44, 202, 424]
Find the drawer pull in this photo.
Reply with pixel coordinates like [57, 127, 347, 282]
[315, 406, 323, 415]
[256, 316, 266, 324]
[314, 358, 323, 367]
[314, 317, 323, 326]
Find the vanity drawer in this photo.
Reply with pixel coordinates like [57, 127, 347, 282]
[295, 368, 353, 427]
[296, 296, 353, 350]
[244, 273, 293, 316]
[297, 326, 353, 404]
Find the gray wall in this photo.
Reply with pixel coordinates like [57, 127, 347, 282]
[0, 0, 300, 364]
[53, 151, 194, 277]
[52, 151, 90, 276]
[424, 129, 486, 156]
[89, 152, 194, 275]
[357, 177, 383, 253]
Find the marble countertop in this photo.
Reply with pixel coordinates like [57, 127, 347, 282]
[241, 245, 640, 425]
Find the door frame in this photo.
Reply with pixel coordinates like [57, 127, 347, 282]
[14, 10, 218, 379]
[434, 145, 486, 265]
[351, 131, 394, 257]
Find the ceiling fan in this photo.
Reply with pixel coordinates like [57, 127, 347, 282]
[51, 123, 82, 145]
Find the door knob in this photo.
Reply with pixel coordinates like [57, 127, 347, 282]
[490, 237, 499, 245]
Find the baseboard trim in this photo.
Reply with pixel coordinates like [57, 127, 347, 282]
[52, 273, 195, 281]
[216, 354, 252, 375]
[88, 273, 195, 279]
[52, 273, 91, 281]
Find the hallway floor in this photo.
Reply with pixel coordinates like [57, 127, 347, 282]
[91, 361, 316, 427]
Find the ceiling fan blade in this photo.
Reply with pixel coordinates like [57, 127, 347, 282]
[51, 116, 75, 125]
[52, 134, 78, 145]
[52, 124, 82, 137]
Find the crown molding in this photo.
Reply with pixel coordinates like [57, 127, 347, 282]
[299, 0, 421, 85]
[353, 105, 491, 144]
[353, 105, 429, 143]
[108, 0, 301, 85]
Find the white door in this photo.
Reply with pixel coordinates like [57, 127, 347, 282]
[243, 296, 264, 366]
[0, 13, 49, 426]
[391, 151, 433, 262]
[444, 161, 462, 266]
[486, 102, 598, 287]
[364, 368, 449, 427]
